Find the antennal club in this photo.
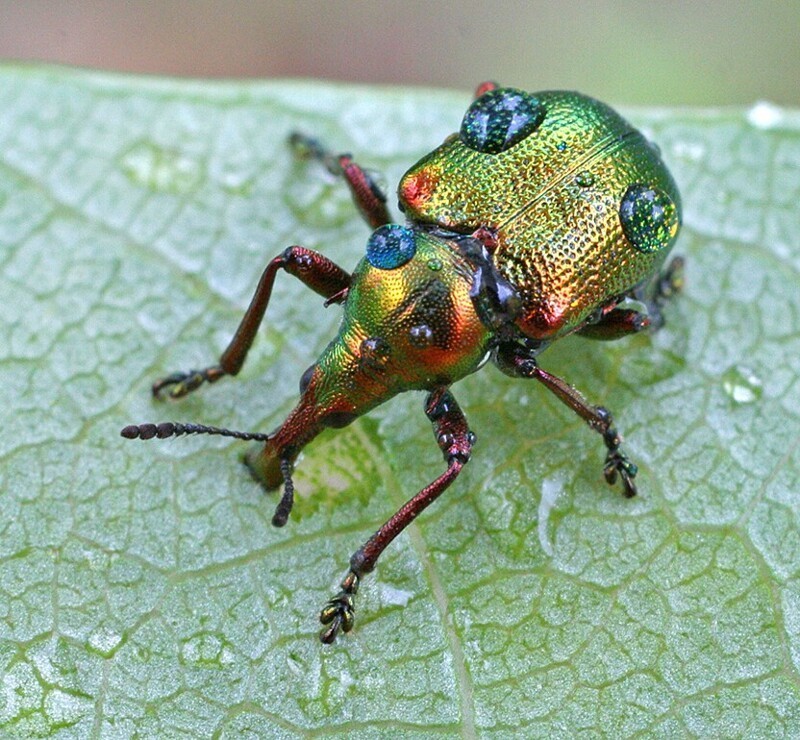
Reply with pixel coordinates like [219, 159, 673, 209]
[120, 422, 271, 442]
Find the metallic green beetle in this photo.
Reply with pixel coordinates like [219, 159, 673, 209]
[123, 83, 683, 643]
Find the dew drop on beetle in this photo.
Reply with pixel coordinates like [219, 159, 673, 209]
[365, 224, 417, 269]
[409, 324, 434, 348]
[460, 88, 546, 154]
[619, 183, 679, 254]
[427, 258, 443, 271]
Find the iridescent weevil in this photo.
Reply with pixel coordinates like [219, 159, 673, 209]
[123, 84, 683, 643]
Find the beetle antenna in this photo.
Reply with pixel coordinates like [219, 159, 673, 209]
[120, 422, 271, 442]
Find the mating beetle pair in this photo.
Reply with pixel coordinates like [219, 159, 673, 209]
[123, 83, 682, 643]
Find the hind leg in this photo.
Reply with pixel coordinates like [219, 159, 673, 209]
[578, 256, 685, 340]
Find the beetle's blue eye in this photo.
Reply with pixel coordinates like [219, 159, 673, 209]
[460, 88, 545, 154]
[619, 184, 679, 254]
[366, 224, 417, 269]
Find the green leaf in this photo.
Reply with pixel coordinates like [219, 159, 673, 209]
[1, 66, 799, 737]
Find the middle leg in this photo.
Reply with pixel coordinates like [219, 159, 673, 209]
[494, 342, 639, 497]
[578, 255, 685, 340]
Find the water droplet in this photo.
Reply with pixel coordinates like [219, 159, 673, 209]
[365, 224, 416, 270]
[671, 140, 706, 163]
[722, 365, 763, 405]
[619, 183, 679, 254]
[747, 101, 783, 130]
[575, 170, 595, 188]
[409, 324, 433, 347]
[556, 141, 567, 152]
[359, 336, 390, 373]
[460, 88, 545, 154]
[120, 141, 201, 194]
[380, 584, 413, 606]
[427, 258, 443, 271]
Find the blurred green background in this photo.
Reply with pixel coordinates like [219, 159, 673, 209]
[0, 0, 797, 105]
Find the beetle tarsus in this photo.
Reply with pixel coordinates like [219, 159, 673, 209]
[604, 453, 638, 498]
[319, 571, 359, 644]
[288, 132, 329, 164]
[596, 407, 638, 497]
[633, 254, 687, 333]
[603, 449, 639, 498]
[152, 365, 226, 399]
[657, 255, 685, 301]
[271, 458, 296, 527]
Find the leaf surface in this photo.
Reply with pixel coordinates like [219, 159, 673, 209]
[1, 67, 799, 737]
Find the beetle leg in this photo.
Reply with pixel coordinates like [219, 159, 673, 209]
[494, 343, 638, 497]
[473, 81, 499, 98]
[152, 246, 350, 399]
[319, 388, 474, 644]
[577, 306, 652, 340]
[288, 132, 391, 229]
[641, 255, 685, 331]
[579, 255, 685, 340]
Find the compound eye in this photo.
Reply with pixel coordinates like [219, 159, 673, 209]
[460, 88, 545, 154]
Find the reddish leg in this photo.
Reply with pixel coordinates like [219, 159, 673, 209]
[474, 81, 499, 98]
[579, 255, 685, 340]
[319, 388, 475, 644]
[494, 343, 638, 497]
[153, 246, 350, 399]
[577, 306, 652, 341]
[288, 132, 391, 229]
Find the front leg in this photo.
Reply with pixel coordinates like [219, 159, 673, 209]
[494, 342, 638, 497]
[152, 246, 350, 399]
[319, 388, 475, 643]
